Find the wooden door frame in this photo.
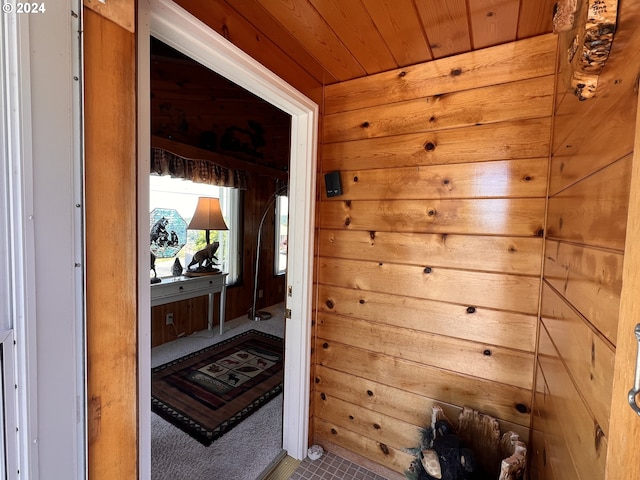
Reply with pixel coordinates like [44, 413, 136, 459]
[138, 0, 318, 476]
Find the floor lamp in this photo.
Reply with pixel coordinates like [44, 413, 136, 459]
[250, 185, 287, 321]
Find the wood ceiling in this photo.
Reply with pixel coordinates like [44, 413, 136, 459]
[175, 0, 558, 85]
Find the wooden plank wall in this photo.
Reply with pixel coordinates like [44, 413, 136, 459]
[529, 2, 640, 479]
[83, 5, 137, 480]
[314, 34, 557, 475]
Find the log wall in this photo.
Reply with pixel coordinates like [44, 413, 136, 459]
[529, 2, 640, 479]
[314, 34, 557, 475]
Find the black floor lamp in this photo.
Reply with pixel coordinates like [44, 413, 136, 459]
[249, 185, 287, 321]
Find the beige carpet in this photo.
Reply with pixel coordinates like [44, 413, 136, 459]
[151, 303, 286, 480]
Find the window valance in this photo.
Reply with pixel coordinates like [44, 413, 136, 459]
[151, 148, 248, 190]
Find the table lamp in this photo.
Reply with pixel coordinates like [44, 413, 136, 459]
[185, 197, 228, 276]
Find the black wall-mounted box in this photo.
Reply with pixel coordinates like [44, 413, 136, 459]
[324, 171, 343, 197]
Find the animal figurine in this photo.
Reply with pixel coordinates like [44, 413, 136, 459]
[150, 252, 161, 283]
[172, 258, 183, 276]
[187, 241, 220, 271]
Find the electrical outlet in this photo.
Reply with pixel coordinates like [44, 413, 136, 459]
[258, 289, 264, 299]
[165, 313, 174, 325]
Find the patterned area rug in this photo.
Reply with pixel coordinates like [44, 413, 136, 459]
[152, 330, 283, 446]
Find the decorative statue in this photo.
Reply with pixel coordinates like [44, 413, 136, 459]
[172, 258, 183, 277]
[150, 252, 161, 284]
[187, 241, 220, 272]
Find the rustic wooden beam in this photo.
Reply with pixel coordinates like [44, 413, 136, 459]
[151, 135, 288, 180]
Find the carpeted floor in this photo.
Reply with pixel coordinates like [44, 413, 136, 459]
[151, 303, 285, 480]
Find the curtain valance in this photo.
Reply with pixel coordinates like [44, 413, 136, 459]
[151, 148, 248, 190]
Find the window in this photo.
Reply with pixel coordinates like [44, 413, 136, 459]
[274, 194, 288, 275]
[150, 175, 241, 283]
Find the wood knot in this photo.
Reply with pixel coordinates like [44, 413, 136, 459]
[398, 71, 407, 77]
[515, 403, 530, 414]
[379, 443, 390, 455]
[344, 200, 351, 208]
[524, 175, 532, 181]
[359, 299, 366, 304]
[367, 390, 374, 396]
[373, 423, 381, 430]
[349, 415, 354, 420]
[331, 428, 337, 435]
[537, 228, 544, 237]
[424, 141, 436, 151]
[429, 116, 436, 123]
[483, 349, 492, 356]
[326, 299, 334, 309]
[369, 231, 376, 240]
[508, 246, 517, 253]
[323, 342, 329, 349]
[353, 176, 358, 182]
[443, 179, 450, 185]
[466, 306, 476, 314]
[320, 392, 326, 400]
[315, 377, 321, 384]
[427, 209, 436, 217]
[361, 121, 370, 128]
[450, 68, 462, 76]
[595, 424, 604, 452]
[344, 217, 351, 226]
[424, 267, 432, 274]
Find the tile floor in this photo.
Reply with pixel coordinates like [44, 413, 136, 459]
[288, 452, 388, 480]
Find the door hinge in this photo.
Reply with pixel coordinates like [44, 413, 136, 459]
[285, 308, 292, 319]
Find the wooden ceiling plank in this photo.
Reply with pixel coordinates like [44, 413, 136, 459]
[307, 0, 398, 74]
[517, 0, 556, 39]
[172, 0, 322, 103]
[468, 0, 520, 49]
[361, 0, 433, 66]
[252, 0, 366, 81]
[223, 0, 338, 84]
[414, 0, 472, 59]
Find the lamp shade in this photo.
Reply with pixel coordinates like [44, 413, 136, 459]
[187, 197, 228, 231]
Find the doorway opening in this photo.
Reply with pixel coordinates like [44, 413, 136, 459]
[138, 1, 318, 478]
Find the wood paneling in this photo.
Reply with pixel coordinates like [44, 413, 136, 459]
[549, 1, 640, 195]
[544, 240, 623, 344]
[316, 340, 531, 426]
[84, 7, 137, 480]
[318, 258, 540, 314]
[361, 0, 434, 66]
[307, 0, 397, 75]
[537, 326, 608, 480]
[324, 33, 557, 114]
[605, 55, 640, 479]
[314, 417, 414, 474]
[322, 118, 552, 171]
[468, 0, 520, 49]
[516, 0, 556, 39]
[318, 230, 543, 275]
[318, 312, 534, 389]
[324, 158, 548, 200]
[318, 198, 545, 236]
[540, 284, 615, 434]
[324, 75, 554, 143]
[316, 285, 537, 352]
[546, 155, 632, 251]
[531, 364, 579, 480]
[414, 0, 470, 59]
[314, 365, 530, 440]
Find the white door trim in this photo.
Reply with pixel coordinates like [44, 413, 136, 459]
[138, 0, 318, 474]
